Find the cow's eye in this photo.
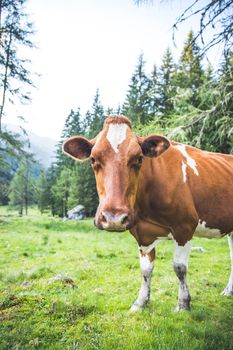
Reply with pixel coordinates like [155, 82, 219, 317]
[131, 156, 143, 169]
[91, 157, 101, 170]
[137, 156, 143, 165]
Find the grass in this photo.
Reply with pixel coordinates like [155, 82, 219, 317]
[0, 207, 233, 350]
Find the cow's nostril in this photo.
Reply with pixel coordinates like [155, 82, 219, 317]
[101, 211, 107, 222]
[120, 214, 128, 225]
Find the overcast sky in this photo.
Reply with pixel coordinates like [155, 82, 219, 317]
[5, 0, 222, 140]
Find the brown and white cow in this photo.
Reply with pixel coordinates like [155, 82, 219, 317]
[63, 115, 233, 311]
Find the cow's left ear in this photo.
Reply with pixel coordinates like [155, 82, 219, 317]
[138, 134, 170, 157]
[62, 136, 95, 161]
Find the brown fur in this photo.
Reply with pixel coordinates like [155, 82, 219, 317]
[104, 115, 132, 128]
[63, 115, 233, 247]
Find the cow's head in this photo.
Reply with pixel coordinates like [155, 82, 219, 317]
[63, 115, 170, 231]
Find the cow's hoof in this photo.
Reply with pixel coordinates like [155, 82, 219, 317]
[221, 287, 233, 296]
[175, 303, 191, 312]
[129, 303, 142, 312]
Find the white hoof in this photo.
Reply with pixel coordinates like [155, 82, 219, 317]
[129, 303, 142, 312]
[175, 305, 190, 312]
[221, 287, 233, 296]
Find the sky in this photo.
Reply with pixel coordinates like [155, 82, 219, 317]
[5, 0, 223, 140]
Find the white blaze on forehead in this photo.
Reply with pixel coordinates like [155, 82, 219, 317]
[106, 123, 128, 153]
[175, 144, 199, 181]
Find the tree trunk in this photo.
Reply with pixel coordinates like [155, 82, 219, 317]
[0, 23, 13, 131]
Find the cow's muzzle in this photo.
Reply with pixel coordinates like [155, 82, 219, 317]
[95, 210, 132, 232]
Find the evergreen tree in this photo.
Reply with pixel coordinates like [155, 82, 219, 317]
[165, 51, 232, 154]
[157, 48, 176, 118]
[61, 108, 84, 138]
[122, 53, 152, 125]
[37, 170, 48, 213]
[52, 107, 85, 217]
[86, 89, 105, 138]
[176, 31, 204, 108]
[8, 158, 36, 215]
[147, 64, 160, 117]
[55, 107, 84, 172]
[0, 0, 35, 203]
[51, 168, 72, 217]
[194, 51, 233, 153]
[68, 162, 98, 216]
[45, 164, 57, 216]
[37, 167, 57, 214]
[0, 0, 35, 129]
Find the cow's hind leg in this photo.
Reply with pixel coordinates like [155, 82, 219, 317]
[222, 233, 233, 296]
[173, 240, 192, 311]
[130, 249, 155, 312]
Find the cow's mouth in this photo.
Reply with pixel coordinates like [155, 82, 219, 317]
[94, 217, 134, 232]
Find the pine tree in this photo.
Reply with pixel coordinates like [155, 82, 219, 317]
[176, 31, 204, 108]
[68, 162, 98, 216]
[55, 107, 84, 172]
[86, 89, 105, 138]
[165, 51, 232, 154]
[157, 48, 176, 118]
[195, 51, 233, 153]
[37, 167, 57, 214]
[45, 164, 57, 216]
[0, 0, 35, 130]
[8, 159, 36, 215]
[147, 64, 160, 117]
[122, 53, 152, 125]
[51, 168, 72, 217]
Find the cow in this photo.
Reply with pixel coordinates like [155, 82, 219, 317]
[63, 115, 233, 312]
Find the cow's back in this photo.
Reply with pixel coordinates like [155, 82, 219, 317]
[177, 146, 233, 234]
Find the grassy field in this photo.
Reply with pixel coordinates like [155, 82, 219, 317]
[0, 208, 233, 350]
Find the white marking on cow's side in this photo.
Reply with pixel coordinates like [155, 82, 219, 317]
[139, 233, 173, 254]
[195, 220, 222, 238]
[181, 160, 187, 182]
[174, 240, 192, 267]
[222, 233, 233, 295]
[106, 123, 128, 153]
[175, 144, 199, 179]
[130, 254, 154, 312]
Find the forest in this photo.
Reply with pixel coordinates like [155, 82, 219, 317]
[0, 0, 232, 218]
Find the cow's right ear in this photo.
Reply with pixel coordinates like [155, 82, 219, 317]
[62, 136, 94, 161]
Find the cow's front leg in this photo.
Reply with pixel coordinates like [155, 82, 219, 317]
[173, 240, 192, 311]
[222, 233, 233, 296]
[130, 248, 155, 312]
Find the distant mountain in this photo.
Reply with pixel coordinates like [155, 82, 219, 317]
[3, 123, 57, 168]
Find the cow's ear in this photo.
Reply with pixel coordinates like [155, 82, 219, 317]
[138, 134, 170, 157]
[62, 136, 94, 161]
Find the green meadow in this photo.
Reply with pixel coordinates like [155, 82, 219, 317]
[0, 208, 233, 350]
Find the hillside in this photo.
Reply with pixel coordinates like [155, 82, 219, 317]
[3, 123, 57, 168]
